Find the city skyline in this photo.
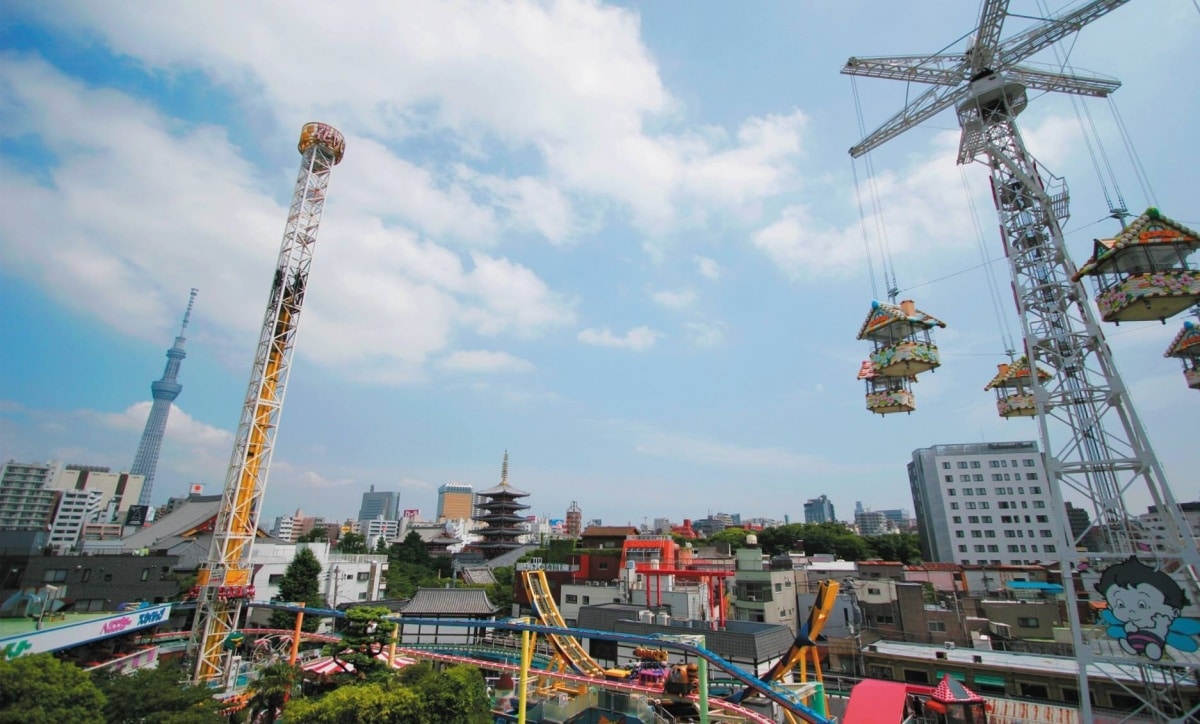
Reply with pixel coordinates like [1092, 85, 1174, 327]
[1, 2, 1197, 526]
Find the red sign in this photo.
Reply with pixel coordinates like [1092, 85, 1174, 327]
[402, 509, 420, 518]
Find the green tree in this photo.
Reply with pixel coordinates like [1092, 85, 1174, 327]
[283, 682, 424, 722]
[705, 527, 750, 550]
[396, 662, 490, 724]
[247, 661, 300, 724]
[337, 532, 368, 554]
[485, 566, 515, 613]
[93, 659, 222, 723]
[269, 547, 324, 632]
[864, 532, 922, 564]
[297, 527, 328, 543]
[0, 654, 105, 724]
[388, 531, 431, 567]
[328, 605, 396, 680]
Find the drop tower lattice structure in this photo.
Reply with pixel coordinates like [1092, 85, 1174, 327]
[131, 288, 198, 507]
[843, 1, 1199, 720]
[189, 123, 345, 686]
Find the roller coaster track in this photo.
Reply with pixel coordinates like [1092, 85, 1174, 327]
[522, 569, 608, 678]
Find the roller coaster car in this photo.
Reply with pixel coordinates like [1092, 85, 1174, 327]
[663, 663, 700, 696]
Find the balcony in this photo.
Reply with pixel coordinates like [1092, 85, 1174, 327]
[865, 389, 915, 415]
[996, 393, 1039, 418]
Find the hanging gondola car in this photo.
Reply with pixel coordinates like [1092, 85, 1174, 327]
[1164, 320, 1200, 391]
[983, 356, 1052, 418]
[858, 360, 916, 415]
[857, 299, 946, 377]
[1072, 208, 1200, 323]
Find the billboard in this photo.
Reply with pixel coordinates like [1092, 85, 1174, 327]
[188, 483, 204, 496]
[402, 509, 420, 519]
[1, 604, 172, 661]
[124, 505, 149, 527]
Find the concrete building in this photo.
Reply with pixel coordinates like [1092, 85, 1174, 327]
[730, 540, 798, 632]
[436, 482, 475, 522]
[46, 489, 105, 554]
[908, 441, 1064, 566]
[49, 465, 145, 524]
[1, 461, 65, 553]
[855, 509, 890, 536]
[246, 541, 388, 629]
[803, 495, 837, 524]
[1138, 501, 1200, 552]
[357, 485, 400, 522]
[565, 501, 583, 538]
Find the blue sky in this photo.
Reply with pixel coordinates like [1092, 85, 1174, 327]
[1, 1, 1197, 528]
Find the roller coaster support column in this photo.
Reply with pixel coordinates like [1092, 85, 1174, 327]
[289, 603, 305, 666]
[518, 627, 534, 724]
[388, 624, 399, 669]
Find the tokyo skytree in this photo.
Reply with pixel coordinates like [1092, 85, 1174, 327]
[131, 288, 197, 507]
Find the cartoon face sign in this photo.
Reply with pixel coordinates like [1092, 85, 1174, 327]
[1094, 557, 1200, 661]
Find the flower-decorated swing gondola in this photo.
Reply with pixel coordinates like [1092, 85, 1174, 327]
[983, 356, 1053, 418]
[1163, 320, 1200, 391]
[1072, 208, 1200, 323]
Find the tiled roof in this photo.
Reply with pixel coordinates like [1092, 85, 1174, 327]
[460, 567, 496, 586]
[1073, 208, 1200, 279]
[580, 526, 639, 538]
[904, 563, 962, 572]
[400, 587, 499, 616]
[983, 356, 1052, 391]
[121, 498, 224, 551]
[1164, 320, 1200, 358]
[858, 560, 903, 567]
[857, 299, 946, 341]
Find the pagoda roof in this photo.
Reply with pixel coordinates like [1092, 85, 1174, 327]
[983, 356, 1052, 390]
[477, 482, 529, 497]
[1073, 208, 1200, 279]
[857, 299, 945, 341]
[1164, 320, 1200, 358]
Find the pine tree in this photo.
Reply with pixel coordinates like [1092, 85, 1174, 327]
[269, 547, 324, 632]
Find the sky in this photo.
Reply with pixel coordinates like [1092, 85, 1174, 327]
[1, 1, 1197, 529]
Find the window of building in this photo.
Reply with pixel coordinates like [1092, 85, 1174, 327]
[955, 531, 965, 538]
[1003, 473, 1010, 481]
[140, 568, 150, 581]
[1008, 545, 1020, 553]
[928, 621, 947, 632]
[1019, 682, 1049, 699]
[903, 669, 930, 684]
[987, 545, 999, 552]
[960, 474, 971, 482]
[582, 596, 590, 605]
[994, 487, 1006, 496]
[963, 488, 973, 496]
[1023, 459, 1036, 467]
[992, 473, 1003, 481]
[43, 569, 67, 583]
[973, 474, 983, 481]
[1030, 545, 1038, 552]
[1013, 473, 1021, 480]
[981, 516, 992, 523]
[984, 530, 996, 538]
[358, 592, 367, 600]
[357, 572, 370, 582]
[952, 516, 962, 524]
[974, 545, 986, 553]
[104, 574, 113, 582]
[1017, 617, 1040, 628]
[999, 501, 1010, 509]
[81, 568, 92, 583]
[968, 516, 979, 523]
[774, 583, 783, 592]
[958, 545, 967, 553]
[1029, 486, 1042, 494]
[1027, 472, 1038, 480]
[1033, 501, 1045, 509]
[1001, 460, 1008, 467]
[868, 587, 882, 595]
[971, 530, 982, 538]
[958, 462, 969, 469]
[948, 489, 956, 496]
[564, 594, 578, 604]
[1044, 545, 1056, 553]
[950, 503, 959, 510]
[944, 475, 953, 483]
[598, 561, 609, 570]
[975, 487, 986, 495]
[990, 460, 1000, 468]
[1040, 530, 1054, 538]
[971, 461, 981, 469]
[942, 462, 951, 470]
[1020, 500, 1028, 509]
[965, 502, 977, 510]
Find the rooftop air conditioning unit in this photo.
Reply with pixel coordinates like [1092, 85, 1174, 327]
[945, 641, 956, 649]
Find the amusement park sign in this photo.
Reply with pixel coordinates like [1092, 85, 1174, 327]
[1, 603, 173, 661]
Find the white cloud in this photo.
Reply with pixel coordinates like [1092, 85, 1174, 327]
[18, 1, 809, 241]
[684, 321, 725, 348]
[694, 255, 722, 280]
[438, 350, 535, 374]
[651, 288, 697, 310]
[577, 325, 662, 351]
[0, 55, 574, 385]
[751, 130, 987, 281]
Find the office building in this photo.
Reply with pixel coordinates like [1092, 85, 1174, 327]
[357, 485, 400, 522]
[1, 461, 63, 534]
[47, 489, 105, 554]
[53, 465, 145, 523]
[855, 509, 889, 536]
[436, 482, 475, 522]
[908, 441, 1064, 566]
[803, 495, 837, 524]
[566, 501, 583, 537]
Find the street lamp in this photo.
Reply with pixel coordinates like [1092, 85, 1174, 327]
[36, 585, 59, 630]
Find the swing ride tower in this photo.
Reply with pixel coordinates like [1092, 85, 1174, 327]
[844, 1, 1198, 721]
[189, 123, 345, 686]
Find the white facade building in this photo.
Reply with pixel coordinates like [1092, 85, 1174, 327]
[47, 489, 105, 553]
[246, 541, 388, 631]
[909, 441, 1065, 566]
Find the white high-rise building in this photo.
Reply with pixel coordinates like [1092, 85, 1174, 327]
[908, 441, 1065, 566]
[47, 489, 105, 554]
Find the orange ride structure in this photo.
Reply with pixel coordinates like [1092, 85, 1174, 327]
[188, 123, 345, 686]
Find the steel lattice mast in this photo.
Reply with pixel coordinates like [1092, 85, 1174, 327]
[131, 287, 198, 507]
[844, 2, 1199, 721]
[190, 123, 345, 686]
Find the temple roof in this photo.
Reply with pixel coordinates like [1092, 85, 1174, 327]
[856, 299, 945, 341]
[1074, 208, 1200, 279]
[477, 450, 530, 497]
[983, 356, 1052, 390]
[1164, 320, 1200, 359]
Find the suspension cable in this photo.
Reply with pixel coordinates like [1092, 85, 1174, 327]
[851, 156, 880, 300]
[961, 167, 1018, 357]
[852, 75, 901, 300]
[1108, 97, 1158, 208]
